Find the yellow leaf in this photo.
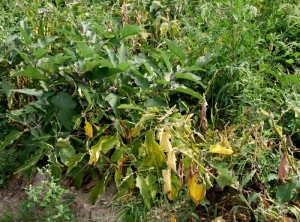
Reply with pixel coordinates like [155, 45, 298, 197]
[130, 127, 140, 138]
[170, 216, 177, 222]
[162, 169, 172, 200]
[167, 150, 177, 172]
[84, 121, 93, 138]
[160, 131, 172, 153]
[211, 216, 226, 222]
[260, 108, 270, 117]
[209, 143, 233, 155]
[188, 175, 206, 205]
[294, 107, 300, 118]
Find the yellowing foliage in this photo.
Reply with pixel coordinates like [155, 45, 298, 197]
[84, 121, 93, 138]
[188, 175, 206, 205]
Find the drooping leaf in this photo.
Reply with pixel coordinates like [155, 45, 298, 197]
[63, 153, 85, 175]
[84, 121, 93, 138]
[173, 85, 203, 100]
[167, 150, 177, 172]
[175, 73, 206, 89]
[159, 131, 172, 153]
[14, 152, 44, 174]
[278, 153, 289, 182]
[162, 169, 172, 200]
[0, 130, 23, 150]
[11, 89, 43, 97]
[188, 175, 206, 205]
[56, 137, 76, 165]
[89, 136, 119, 164]
[136, 175, 151, 209]
[120, 24, 142, 39]
[11, 67, 49, 81]
[87, 170, 110, 205]
[209, 143, 233, 155]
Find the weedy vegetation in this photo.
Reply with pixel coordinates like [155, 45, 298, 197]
[0, 0, 300, 221]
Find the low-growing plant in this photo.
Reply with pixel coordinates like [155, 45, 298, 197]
[0, 148, 17, 187]
[24, 166, 77, 222]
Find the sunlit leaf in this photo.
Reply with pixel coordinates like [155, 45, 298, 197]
[167, 150, 177, 172]
[56, 137, 76, 165]
[211, 216, 226, 222]
[159, 131, 172, 153]
[188, 175, 206, 205]
[209, 143, 233, 155]
[84, 121, 93, 138]
[11, 67, 49, 81]
[117, 104, 143, 111]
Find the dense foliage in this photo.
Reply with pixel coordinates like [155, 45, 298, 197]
[0, 0, 300, 221]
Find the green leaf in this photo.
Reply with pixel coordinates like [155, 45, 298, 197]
[173, 85, 203, 100]
[165, 39, 186, 61]
[67, 165, 85, 188]
[14, 152, 44, 174]
[56, 137, 76, 165]
[19, 21, 31, 45]
[11, 89, 43, 97]
[111, 148, 123, 162]
[88, 169, 110, 205]
[89, 136, 119, 164]
[38, 36, 59, 48]
[49, 165, 62, 181]
[196, 53, 213, 67]
[0, 130, 23, 150]
[118, 43, 127, 63]
[128, 70, 150, 89]
[33, 48, 48, 60]
[117, 104, 143, 111]
[144, 98, 167, 107]
[82, 60, 101, 73]
[183, 65, 207, 72]
[136, 175, 151, 209]
[175, 73, 206, 89]
[16, 49, 30, 63]
[66, 153, 86, 173]
[276, 181, 300, 203]
[11, 67, 49, 81]
[77, 41, 94, 58]
[120, 24, 141, 39]
[161, 51, 172, 72]
[105, 93, 120, 117]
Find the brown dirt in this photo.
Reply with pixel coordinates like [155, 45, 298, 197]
[0, 171, 119, 222]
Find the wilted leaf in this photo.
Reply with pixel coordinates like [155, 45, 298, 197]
[167, 150, 177, 172]
[200, 101, 208, 134]
[136, 175, 151, 209]
[188, 175, 206, 205]
[260, 108, 270, 117]
[84, 121, 93, 138]
[209, 143, 233, 155]
[160, 131, 172, 153]
[130, 127, 140, 138]
[162, 169, 172, 200]
[89, 136, 119, 164]
[278, 153, 289, 182]
[211, 216, 226, 222]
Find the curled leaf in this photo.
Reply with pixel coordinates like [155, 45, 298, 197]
[209, 143, 233, 155]
[188, 175, 206, 205]
[167, 150, 177, 172]
[160, 131, 173, 153]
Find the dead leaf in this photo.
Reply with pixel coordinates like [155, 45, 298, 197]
[83, 179, 98, 193]
[209, 143, 233, 155]
[188, 175, 206, 205]
[178, 161, 184, 185]
[200, 101, 208, 134]
[211, 216, 226, 222]
[278, 153, 289, 182]
[162, 169, 172, 200]
[170, 216, 177, 222]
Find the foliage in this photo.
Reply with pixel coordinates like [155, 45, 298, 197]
[0, 148, 17, 187]
[0, 0, 300, 221]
